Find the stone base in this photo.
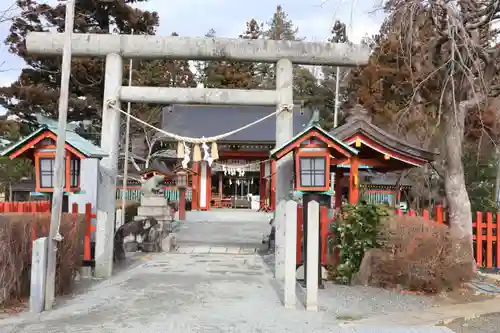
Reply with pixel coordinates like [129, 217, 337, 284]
[295, 264, 328, 281]
[137, 206, 171, 217]
[141, 194, 168, 206]
[79, 266, 92, 278]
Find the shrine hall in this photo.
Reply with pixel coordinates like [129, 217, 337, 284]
[147, 104, 437, 211]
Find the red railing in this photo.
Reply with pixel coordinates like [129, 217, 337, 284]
[297, 204, 500, 270]
[0, 200, 51, 213]
[1, 201, 96, 262]
[296, 205, 331, 266]
[349, 205, 500, 269]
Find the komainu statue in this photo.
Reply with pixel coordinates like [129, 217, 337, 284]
[140, 174, 166, 196]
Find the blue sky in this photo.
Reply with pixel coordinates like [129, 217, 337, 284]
[0, 0, 385, 101]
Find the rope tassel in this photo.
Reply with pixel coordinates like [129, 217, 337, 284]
[177, 141, 184, 158]
[211, 141, 219, 160]
[193, 144, 202, 162]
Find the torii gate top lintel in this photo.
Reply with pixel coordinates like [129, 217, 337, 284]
[25, 32, 370, 66]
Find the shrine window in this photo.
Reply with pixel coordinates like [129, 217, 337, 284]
[299, 157, 326, 187]
[39, 158, 55, 188]
[70, 158, 80, 187]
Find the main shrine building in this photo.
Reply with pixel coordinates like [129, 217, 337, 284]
[153, 104, 312, 211]
[150, 103, 437, 211]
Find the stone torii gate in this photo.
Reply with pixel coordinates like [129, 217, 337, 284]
[25, 32, 369, 282]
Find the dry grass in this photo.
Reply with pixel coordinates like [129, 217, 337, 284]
[0, 213, 86, 307]
[361, 215, 474, 293]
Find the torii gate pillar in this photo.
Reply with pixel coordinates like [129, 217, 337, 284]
[25, 32, 370, 285]
[95, 53, 122, 277]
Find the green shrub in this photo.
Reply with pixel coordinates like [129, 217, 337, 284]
[330, 203, 390, 284]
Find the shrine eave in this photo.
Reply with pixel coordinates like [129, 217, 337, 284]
[271, 124, 358, 160]
[141, 159, 174, 178]
[329, 120, 438, 167]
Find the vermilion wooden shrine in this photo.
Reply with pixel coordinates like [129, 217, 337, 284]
[148, 104, 437, 211]
[328, 104, 437, 207]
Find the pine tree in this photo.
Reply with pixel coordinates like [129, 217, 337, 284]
[196, 21, 263, 89]
[0, 0, 195, 140]
[258, 5, 303, 90]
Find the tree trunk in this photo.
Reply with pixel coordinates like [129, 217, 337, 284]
[442, 102, 473, 260]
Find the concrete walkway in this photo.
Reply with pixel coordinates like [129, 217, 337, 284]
[0, 212, 458, 332]
[0, 250, 454, 333]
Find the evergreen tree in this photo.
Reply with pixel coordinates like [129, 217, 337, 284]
[0, 0, 196, 141]
[258, 5, 303, 90]
[196, 21, 263, 89]
[0, 118, 34, 196]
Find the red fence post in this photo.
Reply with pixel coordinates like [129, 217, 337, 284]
[84, 203, 92, 261]
[422, 209, 429, 220]
[497, 213, 500, 269]
[475, 211, 483, 267]
[486, 212, 493, 269]
[436, 205, 443, 224]
[320, 206, 328, 266]
[296, 205, 303, 266]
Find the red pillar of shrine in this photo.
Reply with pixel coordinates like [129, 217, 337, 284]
[334, 168, 343, 208]
[259, 161, 266, 209]
[192, 162, 200, 210]
[348, 156, 359, 204]
[270, 160, 277, 210]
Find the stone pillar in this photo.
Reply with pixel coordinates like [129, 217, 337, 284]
[95, 53, 122, 278]
[30, 237, 47, 313]
[305, 200, 319, 311]
[284, 200, 297, 308]
[274, 58, 294, 281]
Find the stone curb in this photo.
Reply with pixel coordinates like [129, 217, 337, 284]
[344, 297, 500, 327]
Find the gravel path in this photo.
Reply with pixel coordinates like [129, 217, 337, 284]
[444, 313, 500, 333]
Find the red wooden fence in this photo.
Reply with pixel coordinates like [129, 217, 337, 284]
[0, 200, 51, 213]
[0, 201, 96, 262]
[295, 205, 331, 266]
[296, 203, 500, 270]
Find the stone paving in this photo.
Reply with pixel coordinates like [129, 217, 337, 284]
[0, 250, 454, 333]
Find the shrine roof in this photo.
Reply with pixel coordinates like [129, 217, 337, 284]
[270, 124, 358, 159]
[0, 121, 107, 159]
[159, 104, 313, 143]
[141, 159, 174, 177]
[329, 105, 437, 167]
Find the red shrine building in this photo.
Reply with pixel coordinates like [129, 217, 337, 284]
[153, 104, 313, 211]
[150, 104, 437, 211]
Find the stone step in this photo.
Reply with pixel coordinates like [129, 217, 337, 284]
[137, 206, 171, 217]
[140, 195, 169, 207]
